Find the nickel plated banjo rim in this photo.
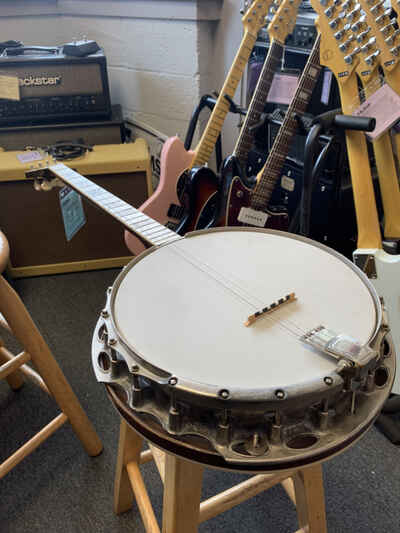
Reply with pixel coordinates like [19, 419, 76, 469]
[107, 227, 383, 405]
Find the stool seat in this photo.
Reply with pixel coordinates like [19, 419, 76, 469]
[0, 231, 9, 274]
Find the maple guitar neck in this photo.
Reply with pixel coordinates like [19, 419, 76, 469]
[251, 34, 322, 211]
[191, 30, 258, 168]
[44, 163, 181, 248]
[234, 39, 284, 168]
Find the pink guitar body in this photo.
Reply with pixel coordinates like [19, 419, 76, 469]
[125, 136, 194, 255]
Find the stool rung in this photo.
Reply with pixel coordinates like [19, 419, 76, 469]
[0, 349, 30, 380]
[0, 345, 49, 395]
[0, 412, 68, 479]
[199, 472, 290, 523]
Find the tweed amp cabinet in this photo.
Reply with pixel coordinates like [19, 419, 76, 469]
[0, 141, 152, 278]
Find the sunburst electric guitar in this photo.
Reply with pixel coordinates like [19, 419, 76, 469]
[311, 0, 400, 393]
[218, 22, 322, 229]
[216, 0, 302, 229]
[125, 0, 274, 255]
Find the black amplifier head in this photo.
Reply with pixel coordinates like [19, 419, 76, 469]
[0, 48, 111, 126]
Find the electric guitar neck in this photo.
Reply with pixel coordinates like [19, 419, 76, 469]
[191, 0, 274, 168]
[234, 0, 302, 170]
[250, 34, 322, 211]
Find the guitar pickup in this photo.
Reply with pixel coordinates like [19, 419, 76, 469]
[301, 325, 378, 368]
[167, 203, 185, 220]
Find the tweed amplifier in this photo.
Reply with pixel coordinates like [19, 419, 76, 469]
[0, 141, 152, 277]
[0, 48, 111, 125]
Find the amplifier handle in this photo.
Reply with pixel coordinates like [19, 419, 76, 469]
[4, 46, 59, 56]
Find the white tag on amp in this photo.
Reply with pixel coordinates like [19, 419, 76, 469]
[238, 207, 268, 227]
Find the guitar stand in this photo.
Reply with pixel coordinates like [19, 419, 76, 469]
[299, 111, 400, 444]
[184, 93, 247, 171]
[297, 108, 376, 238]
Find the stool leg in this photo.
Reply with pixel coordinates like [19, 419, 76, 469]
[162, 454, 203, 533]
[114, 419, 144, 514]
[292, 463, 327, 533]
[0, 275, 103, 457]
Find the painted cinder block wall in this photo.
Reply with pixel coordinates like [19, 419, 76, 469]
[0, 0, 245, 156]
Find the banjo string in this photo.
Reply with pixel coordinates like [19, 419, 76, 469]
[166, 242, 306, 339]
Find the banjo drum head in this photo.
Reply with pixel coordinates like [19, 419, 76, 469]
[93, 228, 392, 468]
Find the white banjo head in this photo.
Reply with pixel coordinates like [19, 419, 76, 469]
[112, 228, 378, 393]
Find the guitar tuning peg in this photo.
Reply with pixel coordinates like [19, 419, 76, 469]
[390, 44, 400, 56]
[364, 49, 380, 65]
[329, 12, 345, 28]
[357, 26, 372, 43]
[351, 16, 366, 32]
[384, 29, 400, 46]
[344, 46, 361, 63]
[370, 0, 385, 15]
[339, 34, 355, 51]
[342, 0, 353, 11]
[325, 5, 336, 17]
[360, 36, 376, 53]
[346, 4, 361, 22]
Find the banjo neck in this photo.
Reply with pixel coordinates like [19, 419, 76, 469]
[30, 163, 181, 249]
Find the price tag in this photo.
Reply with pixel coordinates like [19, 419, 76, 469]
[238, 207, 268, 227]
[352, 83, 400, 140]
[17, 151, 43, 164]
[59, 186, 86, 241]
[267, 73, 298, 105]
[0, 75, 20, 100]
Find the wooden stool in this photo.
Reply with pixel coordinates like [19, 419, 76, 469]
[107, 386, 327, 533]
[0, 230, 103, 478]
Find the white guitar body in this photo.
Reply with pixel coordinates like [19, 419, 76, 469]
[354, 248, 400, 393]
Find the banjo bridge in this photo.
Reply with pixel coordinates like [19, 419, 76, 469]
[301, 325, 378, 368]
[244, 292, 297, 327]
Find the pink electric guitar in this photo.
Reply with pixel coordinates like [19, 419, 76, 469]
[125, 0, 274, 255]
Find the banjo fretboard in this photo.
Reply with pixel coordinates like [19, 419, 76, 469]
[49, 163, 181, 248]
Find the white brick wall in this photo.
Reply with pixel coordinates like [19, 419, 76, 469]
[0, 0, 245, 156]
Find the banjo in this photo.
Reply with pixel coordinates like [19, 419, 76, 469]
[29, 162, 394, 468]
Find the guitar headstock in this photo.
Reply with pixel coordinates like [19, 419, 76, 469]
[355, 0, 400, 72]
[268, 0, 302, 43]
[310, 0, 360, 80]
[25, 156, 63, 191]
[241, 0, 273, 36]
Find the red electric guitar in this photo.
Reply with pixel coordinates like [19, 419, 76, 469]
[218, 31, 322, 229]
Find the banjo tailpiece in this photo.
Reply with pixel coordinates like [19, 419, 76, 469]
[301, 325, 380, 368]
